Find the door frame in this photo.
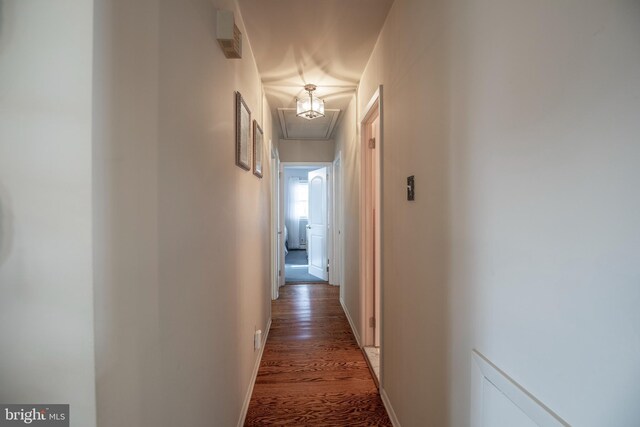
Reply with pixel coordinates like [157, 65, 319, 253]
[359, 86, 383, 363]
[270, 146, 280, 300]
[278, 162, 334, 285]
[332, 152, 343, 290]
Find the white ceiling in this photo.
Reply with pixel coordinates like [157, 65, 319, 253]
[238, 0, 394, 139]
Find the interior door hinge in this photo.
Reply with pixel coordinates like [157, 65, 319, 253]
[369, 317, 376, 328]
[369, 138, 376, 149]
[278, 269, 281, 277]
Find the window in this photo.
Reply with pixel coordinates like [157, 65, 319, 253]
[294, 181, 309, 218]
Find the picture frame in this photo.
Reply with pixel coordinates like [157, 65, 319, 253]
[235, 91, 251, 171]
[253, 120, 264, 178]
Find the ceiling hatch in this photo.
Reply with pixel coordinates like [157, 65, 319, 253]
[278, 108, 341, 140]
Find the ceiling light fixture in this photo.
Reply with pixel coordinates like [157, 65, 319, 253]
[296, 84, 325, 120]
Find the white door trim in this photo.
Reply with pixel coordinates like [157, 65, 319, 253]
[280, 162, 334, 284]
[270, 146, 280, 300]
[359, 86, 384, 379]
[332, 153, 343, 289]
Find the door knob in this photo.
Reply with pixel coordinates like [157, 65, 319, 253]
[306, 225, 311, 229]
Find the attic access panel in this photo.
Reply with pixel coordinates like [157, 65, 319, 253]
[278, 108, 341, 140]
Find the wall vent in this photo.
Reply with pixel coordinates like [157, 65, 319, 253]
[216, 10, 242, 59]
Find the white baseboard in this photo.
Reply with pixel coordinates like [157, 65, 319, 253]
[237, 318, 272, 427]
[339, 297, 361, 347]
[380, 387, 401, 427]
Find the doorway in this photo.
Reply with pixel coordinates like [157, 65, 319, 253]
[361, 87, 383, 383]
[280, 163, 332, 284]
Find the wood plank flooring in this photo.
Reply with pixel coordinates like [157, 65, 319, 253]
[245, 284, 392, 426]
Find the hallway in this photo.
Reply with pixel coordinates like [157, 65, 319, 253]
[245, 284, 391, 426]
[2, 0, 640, 426]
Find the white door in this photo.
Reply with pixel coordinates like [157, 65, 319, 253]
[307, 167, 328, 280]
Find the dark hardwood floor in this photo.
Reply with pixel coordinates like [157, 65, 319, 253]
[245, 284, 392, 426]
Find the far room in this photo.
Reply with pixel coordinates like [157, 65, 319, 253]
[282, 165, 329, 284]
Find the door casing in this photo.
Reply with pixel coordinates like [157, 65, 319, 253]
[332, 153, 343, 291]
[278, 162, 335, 286]
[271, 147, 280, 300]
[359, 86, 384, 376]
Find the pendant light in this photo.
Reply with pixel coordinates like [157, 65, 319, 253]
[296, 84, 325, 120]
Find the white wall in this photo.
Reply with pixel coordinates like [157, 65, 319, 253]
[357, 0, 640, 425]
[279, 139, 335, 162]
[0, 1, 97, 426]
[92, 0, 162, 425]
[332, 96, 362, 341]
[359, 1, 449, 422]
[93, 0, 274, 425]
[448, 1, 640, 425]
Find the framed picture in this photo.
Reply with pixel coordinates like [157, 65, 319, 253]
[253, 120, 264, 178]
[235, 91, 251, 171]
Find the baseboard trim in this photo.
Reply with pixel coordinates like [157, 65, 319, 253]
[380, 387, 401, 427]
[237, 318, 272, 427]
[339, 297, 361, 347]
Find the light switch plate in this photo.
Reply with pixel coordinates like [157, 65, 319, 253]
[407, 175, 415, 201]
